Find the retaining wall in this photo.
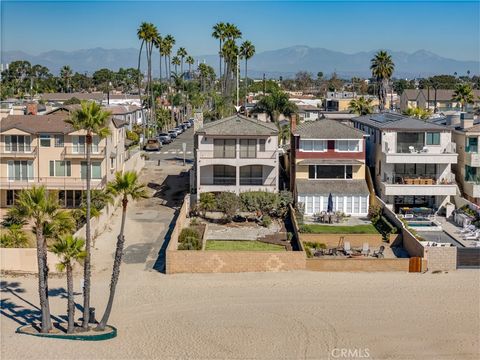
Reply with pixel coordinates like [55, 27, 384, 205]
[306, 258, 410, 272]
[424, 246, 458, 272]
[1, 248, 60, 274]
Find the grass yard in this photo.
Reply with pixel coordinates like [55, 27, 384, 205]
[299, 224, 379, 234]
[205, 240, 285, 251]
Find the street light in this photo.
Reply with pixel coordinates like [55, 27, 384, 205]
[107, 81, 112, 105]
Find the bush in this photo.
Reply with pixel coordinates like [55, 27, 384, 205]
[216, 192, 241, 221]
[178, 227, 201, 250]
[126, 130, 140, 144]
[0, 224, 29, 248]
[199, 192, 217, 216]
[261, 215, 272, 228]
[239, 190, 293, 218]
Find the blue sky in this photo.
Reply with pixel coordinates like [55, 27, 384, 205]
[2, 1, 479, 60]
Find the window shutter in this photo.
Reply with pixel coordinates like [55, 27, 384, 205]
[50, 161, 54, 176]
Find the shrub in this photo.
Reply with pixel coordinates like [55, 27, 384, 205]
[190, 217, 199, 226]
[126, 130, 140, 144]
[261, 215, 272, 228]
[239, 190, 293, 218]
[216, 192, 241, 221]
[0, 224, 29, 248]
[295, 203, 305, 225]
[178, 227, 201, 250]
[199, 192, 217, 216]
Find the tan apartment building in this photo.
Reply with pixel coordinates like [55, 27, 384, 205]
[400, 89, 480, 113]
[0, 112, 127, 208]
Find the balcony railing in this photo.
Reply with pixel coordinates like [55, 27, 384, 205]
[0, 146, 37, 157]
[466, 145, 478, 153]
[63, 146, 106, 157]
[384, 142, 456, 154]
[200, 177, 276, 186]
[0, 177, 106, 189]
[383, 173, 455, 185]
[197, 149, 277, 160]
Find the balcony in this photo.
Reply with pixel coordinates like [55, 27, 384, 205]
[380, 173, 458, 196]
[199, 177, 276, 193]
[463, 181, 480, 198]
[382, 142, 457, 164]
[0, 146, 37, 158]
[63, 146, 106, 158]
[465, 151, 480, 167]
[197, 149, 277, 166]
[0, 177, 106, 190]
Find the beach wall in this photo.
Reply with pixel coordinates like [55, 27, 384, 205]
[1, 248, 60, 274]
[306, 258, 410, 272]
[424, 246, 457, 272]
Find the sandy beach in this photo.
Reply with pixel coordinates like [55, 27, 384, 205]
[1, 269, 479, 360]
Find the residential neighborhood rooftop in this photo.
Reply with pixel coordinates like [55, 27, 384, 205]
[0, 114, 74, 134]
[294, 118, 365, 139]
[296, 179, 370, 196]
[403, 89, 480, 101]
[353, 113, 451, 131]
[198, 114, 278, 136]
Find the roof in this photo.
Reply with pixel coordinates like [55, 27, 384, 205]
[39, 92, 104, 101]
[353, 113, 450, 132]
[297, 159, 364, 166]
[112, 118, 128, 128]
[294, 119, 365, 139]
[0, 115, 74, 134]
[298, 105, 320, 112]
[197, 114, 278, 136]
[402, 89, 480, 102]
[296, 179, 369, 196]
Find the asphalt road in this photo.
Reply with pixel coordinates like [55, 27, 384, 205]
[145, 127, 195, 161]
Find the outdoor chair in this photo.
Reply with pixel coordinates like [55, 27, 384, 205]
[344, 241, 352, 256]
[361, 243, 370, 256]
[372, 245, 385, 258]
[458, 225, 476, 234]
[464, 231, 480, 240]
[327, 248, 338, 256]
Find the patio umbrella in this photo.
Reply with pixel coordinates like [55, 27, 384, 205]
[327, 193, 334, 213]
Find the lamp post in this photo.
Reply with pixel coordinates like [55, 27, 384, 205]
[107, 81, 112, 105]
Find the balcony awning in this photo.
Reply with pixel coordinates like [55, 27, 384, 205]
[296, 179, 370, 196]
[297, 159, 364, 166]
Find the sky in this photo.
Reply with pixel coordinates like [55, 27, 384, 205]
[1, 0, 479, 61]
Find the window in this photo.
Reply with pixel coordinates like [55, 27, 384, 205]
[5, 135, 31, 152]
[426, 132, 440, 145]
[6, 190, 20, 206]
[336, 196, 344, 212]
[54, 135, 64, 147]
[259, 139, 266, 152]
[361, 196, 368, 214]
[346, 196, 352, 213]
[308, 165, 352, 179]
[49, 161, 71, 176]
[110, 157, 115, 170]
[40, 134, 51, 147]
[81, 161, 102, 179]
[240, 139, 257, 158]
[72, 136, 86, 154]
[299, 139, 326, 152]
[335, 140, 359, 152]
[213, 139, 236, 158]
[213, 165, 236, 185]
[7, 161, 34, 180]
[353, 196, 360, 214]
[240, 165, 262, 185]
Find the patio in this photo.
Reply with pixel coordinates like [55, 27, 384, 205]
[304, 215, 371, 226]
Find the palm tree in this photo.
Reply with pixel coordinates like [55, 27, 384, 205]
[163, 35, 175, 84]
[370, 50, 394, 111]
[7, 187, 75, 333]
[252, 89, 298, 123]
[66, 101, 111, 329]
[50, 235, 86, 334]
[186, 56, 194, 75]
[403, 107, 432, 120]
[172, 56, 181, 75]
[177, 47, 187, 75]
[221, 39, 239, 96]
[198, 192, 216, 217]
[153, 32, 162, 83]
[97, 171, 148, 331]
[212, 22, 227, 80]
[60, 65, 73, 93]
[452, 83, 475, 111]
[348, 96, 374, 115]
[278, 123, 291, 146]
[239, 41, 255, 105]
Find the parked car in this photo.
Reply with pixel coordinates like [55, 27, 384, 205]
[182, 121, 191, 128]
[173, 127, 183, 135]
[180, 123, 188, 130]
[168, 130, 178, 138]
[144, 138, 161, 151]
[157, 133, 172, 144]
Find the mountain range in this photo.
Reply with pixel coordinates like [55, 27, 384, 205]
[2, 46, 478, 79]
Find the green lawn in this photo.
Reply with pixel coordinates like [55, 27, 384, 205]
[299, 224, 379, 234]
[205, 240, 285, 251]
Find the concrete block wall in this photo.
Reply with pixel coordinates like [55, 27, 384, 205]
[424, 246, 457, 272]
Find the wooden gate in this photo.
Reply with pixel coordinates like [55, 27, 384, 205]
[409, 257, 423, 272]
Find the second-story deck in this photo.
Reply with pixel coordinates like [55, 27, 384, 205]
[0, 146, 37, 158]
[0, 176, 106, 191]
[382, 142, 457, 164]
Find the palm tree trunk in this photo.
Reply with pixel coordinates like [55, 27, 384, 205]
[165, 56, 169, 84]
[36, 225, 52, 333]
[97, 197, 128, 331]
[137, 41, 144, 97]
[159, 51, 162, 84]
[245, 59, 248, 108]
[219, 40, 222, 81]
[168, 56, 172, 85]
[82, 132, 92, 329]
[66, 263, 75, 334]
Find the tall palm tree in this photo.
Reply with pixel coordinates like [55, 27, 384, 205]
[348, 96, 374, 115]
[50, 235, 86, 334]
[136, 22, 149, 97]
[171, 56, 181, 75]
[212, 22, 227, 80]
[177, 47, 187, 75]
[7, 187, 75, 333]
[452, 83, 474, 111]
[97, 171, 148, 331]
[252, 89, 298, 123]
[60, 65, 73, 93]
[153, 32, 162, 83]
[370, 50, 394, 111]
[186, 56, 194, 75]
[163, 35, 175, 84]
[239, 41, 255, 104]
[403, 107, 432, 120]
[66, 101, 111, 329]
[221, 39, 239, 96]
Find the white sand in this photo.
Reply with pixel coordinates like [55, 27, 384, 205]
[1, 270, 479, 360]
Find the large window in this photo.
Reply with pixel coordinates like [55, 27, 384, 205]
[466, 137, 478, 153]
[298, 194, 368, 215]
[73, 136, 100, 153]
[240, 165, 262, 185]
[4, 135, 31, 152]
[426, 132, 440, 145]
[7, 161, 34, 180]
[397, 132, 425, 153]
[299, 139, 326, 152]
[240, 139, 257, 158]
[213, 165, 236, 185]
[40, 134, 51, 147]
[81, 161, 102, 179]
[308, 165, 353, 179]
[49, 161, 71, 177]
[335, 140, 359, 152]
[213, 139, 236, 158]
[54, 135, 64, 147]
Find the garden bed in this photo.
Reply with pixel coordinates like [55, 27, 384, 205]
[299, 224, 379, 234]
[205, 240, 286, 251]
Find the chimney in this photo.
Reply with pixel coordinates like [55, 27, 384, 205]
[290, 114, 297, 134]
[461, 113, 474, 130]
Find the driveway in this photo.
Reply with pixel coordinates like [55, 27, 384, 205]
[146, 127, 194, 162]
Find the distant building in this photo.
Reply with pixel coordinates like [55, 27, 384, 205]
[297, 104, 321, 122]
[400, 89, 480, 113]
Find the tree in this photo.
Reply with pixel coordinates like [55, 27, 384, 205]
[60, 65, 73, 93]
[370, 50, 395, 111]
[186, 56, 195, 75]
[295, 71, 314, 90]
[239, 40, 255, 102]
[7, 187, 75, 333]
[0, 224, 29, 248]
[278, 123, 290, 146]
[348, 96, 374, 115]
[403, 107, 432, 120]
[97, 171, 148, 330]
[171, 56, 181, 75]
[63, 97, 81, 105]
[163, 35, 176, 84]
[452, 83, 475, 111]
[152, 32, 162, 83]
[199, 192, 216, 217]
[221, 38, 239, 96]
[177, 47, 187, 75]
[66, 101, 111, 329]
[212, 22, 227, 81]
[252, 89, 298, 123]
[216, 192, 241, 221]
[50, 235, 86, 334]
